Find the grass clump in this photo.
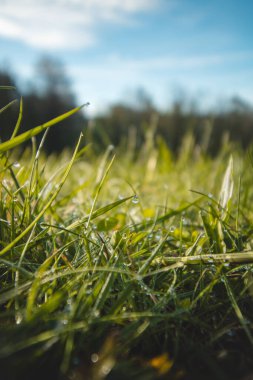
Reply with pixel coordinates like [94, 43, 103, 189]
[0, 90, 253, 380]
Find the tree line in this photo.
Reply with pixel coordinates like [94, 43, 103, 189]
[1, 57, 253, 156]
[0, 58, 86, 154]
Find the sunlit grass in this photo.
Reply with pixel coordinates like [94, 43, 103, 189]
[0, 90, 253, 380]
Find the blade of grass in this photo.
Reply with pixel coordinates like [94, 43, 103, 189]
[87, 154, 115, 229]
[0, 86, 16, 90]
[222, 274, 253, 345]
[0, 104, 87, 153]
[161, 252, 253, 265]
[0, 99, 18, 115]
[0, 134, 83, 256]
[66, 196, 133, 231]
[219, 155, 234, 221]
[11, 97, 23, 139]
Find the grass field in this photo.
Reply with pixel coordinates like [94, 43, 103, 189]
[1, 93, 253, 380]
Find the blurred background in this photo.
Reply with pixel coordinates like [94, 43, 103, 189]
[0, 0, 253, 154]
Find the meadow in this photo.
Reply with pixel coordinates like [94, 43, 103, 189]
[0, 89, 253, 380]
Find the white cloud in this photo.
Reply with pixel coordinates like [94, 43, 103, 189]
[0, 0, 160, 49]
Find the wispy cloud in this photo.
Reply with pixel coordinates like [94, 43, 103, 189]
[0, 0, 161, 49]
[70, 50, 253, 75]
[66, 50, 253, 113]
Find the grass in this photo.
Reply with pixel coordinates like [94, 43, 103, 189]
[1, 90, 253, 380]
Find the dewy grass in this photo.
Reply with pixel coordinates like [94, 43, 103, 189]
[0, 92, 253, 380]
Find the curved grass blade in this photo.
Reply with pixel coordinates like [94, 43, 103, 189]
[66, 196, 133, 231]
[11, 96, 23, 139]
[0, 104, 87, 153]
[0, 99, 18, 114]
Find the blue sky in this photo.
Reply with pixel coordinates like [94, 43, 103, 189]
[1, 0, 253, 115]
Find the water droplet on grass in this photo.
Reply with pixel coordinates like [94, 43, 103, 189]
[226, 330, 235, 337]
[93, 310, 100, 318]
[91, 353, 99, 363]
[155, 233, 162, 241]
[13, 162, 20, 168]
[101, 364, 112, 376]
[2, 179, 9, 187]
[132, 195, 139, 204]
[15, 312, 23, 325]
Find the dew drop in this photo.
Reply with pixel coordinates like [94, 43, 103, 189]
[226, 330, 235, 337]
[132, 195, 139, 204]
[155, 233, 162, 241]
[91, 353, 99, 363]
[13, 162, 20, 168]
[15, 312, 23, 325]
[101, 364, 112, 376]
[2, 179, 9, 187]
[93, 310, 100, 318]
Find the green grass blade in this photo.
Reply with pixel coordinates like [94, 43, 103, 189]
[87, 154, 115, 229]
[0, 104, 86, 153]
[223, 274, 253, 345]
[0, 134, 83, 256]
[0, 99, 17, 114]
[66, 196, 133, 231]
[219, 155, 234, 220]
[161, 252, 253, 265]
[11, 97, 23, 139]
[0, 86, 16, 90]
